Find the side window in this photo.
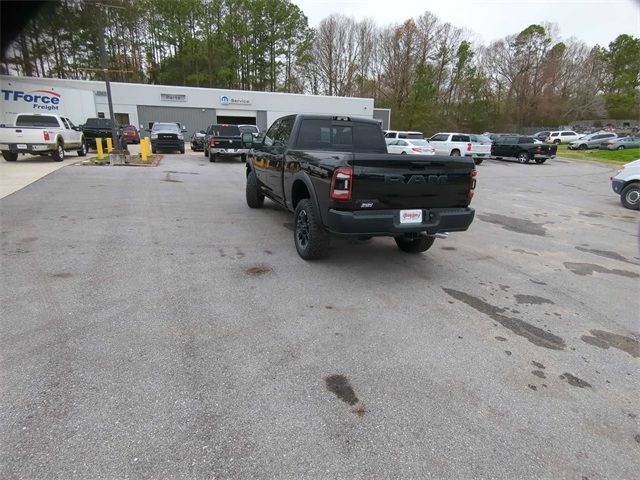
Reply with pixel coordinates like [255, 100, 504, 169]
[561, 132, 572, 137]
[388, 140, 397, 146]
[500, 136, 518, 144]
[397, 140, 408, 146]
[263, 119, 280, 147]
[430, 134, 447, 142]
[398, 133, 407, 139]
[518, 137, 531, 144]
[61, 118, 70, 129]
[66, 118, 75, 129]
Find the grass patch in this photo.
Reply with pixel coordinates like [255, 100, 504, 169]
[556, 145, 640, 165]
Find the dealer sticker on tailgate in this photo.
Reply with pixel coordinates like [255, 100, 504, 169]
[400, 209, 423, 224]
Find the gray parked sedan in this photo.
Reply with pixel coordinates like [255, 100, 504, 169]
[600, 136, 640, 150]
[568, 132, 617, 150]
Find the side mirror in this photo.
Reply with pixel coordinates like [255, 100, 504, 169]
[182, 128, 187, 133]
[242, 132, 254, 147]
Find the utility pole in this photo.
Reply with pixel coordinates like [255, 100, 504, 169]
[98, 23, 120, 152]
[95, 2, 125, 153]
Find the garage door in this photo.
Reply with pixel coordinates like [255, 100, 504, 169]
[137, 106, 216, 136]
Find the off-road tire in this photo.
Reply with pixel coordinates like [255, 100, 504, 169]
[395, 235, 435, 253]
[474, 158, 483, 165]
[535, 158, 546, 164]
[76, 140, 87, 157]
[52, 142, 64, 162]
[246, 170, 264, 208]
[294, 199, 329, 260]
[209, 152, 217, 163]
[450, 149, 460, 156]
[2, 150, 18, 161]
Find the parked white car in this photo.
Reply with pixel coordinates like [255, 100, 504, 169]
[0, 113, 86, 162]
[383, 130, 424, 145]
[546, 130, 582, 144]
[468, 134, 492, 165]
[387, 139, 435, 155]
[429, 132, 486, 164]
[611, 159, 640, 210]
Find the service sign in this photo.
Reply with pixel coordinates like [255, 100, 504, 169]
[219, 94, 251, 106]
[1, 88, 62, 111]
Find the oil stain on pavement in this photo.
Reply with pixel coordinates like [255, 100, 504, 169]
[325, 374, 359, 405]
[514, 294, 554, 305]
[563, 262, 639, 278]
[245, 264, 273, 275]
[581, 330, 639, 358]
[477, 213, 547, 237]
[442, 288, 566, 350]
[575, 246, 638, 266]
[560, 373, 592, 388]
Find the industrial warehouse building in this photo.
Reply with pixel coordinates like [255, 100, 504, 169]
[0, 75, 390, 133]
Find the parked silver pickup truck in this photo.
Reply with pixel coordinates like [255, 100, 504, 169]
[0, 113, 87, 162]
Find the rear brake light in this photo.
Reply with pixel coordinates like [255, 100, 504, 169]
[467, 143, 472, 152]
[330, 167, 352, 201]
[411, 147, 421, 152]
[469, 169, 477, 199]
[43, 131, 50, 141]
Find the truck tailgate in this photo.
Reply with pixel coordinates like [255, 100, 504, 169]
[472, 144, 491, 156]
[211, 136, 243, 149]
[351, 153, 474, 209]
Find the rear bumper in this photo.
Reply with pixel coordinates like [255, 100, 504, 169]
[325, 207, 475, 236]
[0, 143, 55, 153]
[210, 148, 248, 156]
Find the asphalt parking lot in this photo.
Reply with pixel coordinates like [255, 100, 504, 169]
[1, 151, 639, 479]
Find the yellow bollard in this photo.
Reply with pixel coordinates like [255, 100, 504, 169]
[141, 138, 148, 162]
[106, 137, 113, 153]
[96, 138, 104, 160]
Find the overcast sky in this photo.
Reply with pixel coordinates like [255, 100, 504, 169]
[292, 0, 640, 47]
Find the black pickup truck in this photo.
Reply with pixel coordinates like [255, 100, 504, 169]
[203, 124, 247, 162]
[81, 118, 121, 150]
[491, 135, 557, 164]
[243, 115, 477, 259]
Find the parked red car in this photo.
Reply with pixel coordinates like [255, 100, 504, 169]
[122, 125, 140, 144]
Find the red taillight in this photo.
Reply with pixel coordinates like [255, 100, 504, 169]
[330, 167, 352, 201]
[469, 169, 477, 199]
[209, 137, 216, 146]
[467, 143, 472, 152]
[411, 147, 422, 152]
[43, 131, 50, 141]
[536, 146, 541, 152]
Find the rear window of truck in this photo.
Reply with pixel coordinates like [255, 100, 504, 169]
[294, 119, 386, 153]
[84, 118, 114, 128]
[209, 125, 240, 136]
[16, 115, 60, 127]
